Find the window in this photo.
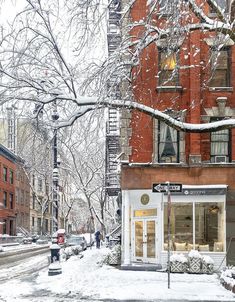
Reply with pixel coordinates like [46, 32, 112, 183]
[158, 121, 179, 163]
[3, 192, 7, 208]
[158, 48, 178, 86]
[9, 170, 13, 184]
[210, 118, 230, 162]
[210, 47, 231, 87]
[9, 193, 14, 209]
[164, 202, 225, 252]
[32, 216, 35, 227]
[37, 218, 42, 233]
[3, 219, 7, 234]
[32, 193, 36, 209]
[3, 167, 7, 182]
[38, 178, 43, 192]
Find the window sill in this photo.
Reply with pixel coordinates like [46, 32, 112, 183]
[209, 87, 233, 92]
[156, 86, 183, 92]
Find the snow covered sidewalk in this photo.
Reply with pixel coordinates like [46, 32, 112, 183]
[1, 247, 235, 301]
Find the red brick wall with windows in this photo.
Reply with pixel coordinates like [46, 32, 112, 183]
[128, 0, 235, 164]
[0, 152, 17, 235]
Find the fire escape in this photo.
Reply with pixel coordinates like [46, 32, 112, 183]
[105, 0, 122, 196]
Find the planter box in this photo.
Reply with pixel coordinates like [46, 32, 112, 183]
[201, 261, 214, 274]
[188, 257, 201, 274]
[108, 253, 121, 265]
[170, 261, 187, 273]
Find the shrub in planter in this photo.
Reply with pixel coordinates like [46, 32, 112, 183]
[170, 253, 188, 273]
[188, 250, 202, 274]
[201, 255, 214, 274]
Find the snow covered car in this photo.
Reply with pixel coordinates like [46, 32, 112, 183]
[65, 236, 87, 251]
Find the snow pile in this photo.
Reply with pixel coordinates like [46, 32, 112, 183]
[0, 245, 4, 252]
[188, 249, 202, 258]
[220, 267, 235, 288]
[202, 255, 214, 264]
[170, 253, 188, 263]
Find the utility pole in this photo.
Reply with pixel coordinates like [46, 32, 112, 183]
[51, 102, 59, 234]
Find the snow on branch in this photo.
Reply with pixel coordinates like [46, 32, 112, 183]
[56, 97, 235, 133]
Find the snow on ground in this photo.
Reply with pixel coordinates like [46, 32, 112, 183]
[0, 247, 235, 301]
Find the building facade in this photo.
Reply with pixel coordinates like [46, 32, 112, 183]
[0, 144, 18, 235]
[116, 0, 235, 269]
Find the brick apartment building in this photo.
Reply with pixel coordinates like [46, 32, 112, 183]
[112, 0, 235, 269]
[0, 144, 18, 235]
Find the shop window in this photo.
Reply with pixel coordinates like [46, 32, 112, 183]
[195, 203, 224, 252]
[210, 118, 231, 163]
[210, 47, 231, 87]
[163, 202, 225, 252]
[3, 167, 7, 182]
[3, 191, 7, 208]
[158, 48, 179, 86]
[158, 121, 179, 163]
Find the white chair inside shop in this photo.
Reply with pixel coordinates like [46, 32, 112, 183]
[199, 244, 209, 252]
[214, 241, 223, 252]
[174, 242, 187, 251]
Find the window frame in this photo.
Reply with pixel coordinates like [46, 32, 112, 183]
[9, 170, 14, 185]
[3, 191, 7, 208]
[3, 167, 7, 182]
[158, 121, 180, 163]
[158, 47, 179, 86]
[210, 46, 231, 88]
[210, 117, 231, 162]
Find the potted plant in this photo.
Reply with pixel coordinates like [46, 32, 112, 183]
[170, 253, 188, 273]
[188, 250, 202, 273]
[201, 255, 214, 274]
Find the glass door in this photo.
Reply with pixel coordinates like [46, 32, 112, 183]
[134, 219, 157, 262]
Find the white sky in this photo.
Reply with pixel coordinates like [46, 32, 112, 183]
[0, 246, 235, 301]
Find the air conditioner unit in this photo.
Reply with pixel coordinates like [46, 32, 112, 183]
[189, 155, 201, 165]
[215, 156, 227, 163]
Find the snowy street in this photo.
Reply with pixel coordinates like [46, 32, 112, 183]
[0, 247, 235, 302]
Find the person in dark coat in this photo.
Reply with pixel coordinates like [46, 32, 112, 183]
[95, 230, 101, 249]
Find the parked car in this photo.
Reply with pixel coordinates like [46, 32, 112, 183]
[81, 233, 94, 247]
[66, 236, 87, 251]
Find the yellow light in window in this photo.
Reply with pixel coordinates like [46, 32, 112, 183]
[161, 53, 176, 70]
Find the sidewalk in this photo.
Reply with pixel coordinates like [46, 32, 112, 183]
[0, 247, 235, 301]
[35, 247, 235, 301]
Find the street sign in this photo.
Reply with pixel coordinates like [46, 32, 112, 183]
[152, 183, 182, 193]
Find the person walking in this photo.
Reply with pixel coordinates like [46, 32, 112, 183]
[95, 230, 101, 249]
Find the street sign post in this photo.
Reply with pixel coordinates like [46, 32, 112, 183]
[152, 182, 182, 289]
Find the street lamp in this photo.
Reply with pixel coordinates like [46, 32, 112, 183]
[51, 102, 59, 235]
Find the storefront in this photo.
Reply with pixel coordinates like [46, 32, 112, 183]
[121, 185, 227, 270]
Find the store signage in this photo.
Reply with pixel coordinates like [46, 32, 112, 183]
[152, 183, 182, 193]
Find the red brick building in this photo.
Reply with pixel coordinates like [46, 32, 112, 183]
[117, 0, 235, 269]
[0, 144, 18, 235]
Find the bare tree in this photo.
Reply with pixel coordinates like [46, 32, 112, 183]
[0, 0, 234, 133]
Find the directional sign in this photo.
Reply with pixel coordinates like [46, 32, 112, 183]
[152, 183, 182, 193]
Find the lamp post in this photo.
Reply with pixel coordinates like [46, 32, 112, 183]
[51, 102, 59, 235]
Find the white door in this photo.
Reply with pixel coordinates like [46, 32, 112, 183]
[134, 219, 157, 263]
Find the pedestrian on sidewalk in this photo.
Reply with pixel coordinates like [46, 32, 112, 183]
[95, 230, 101, 249]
